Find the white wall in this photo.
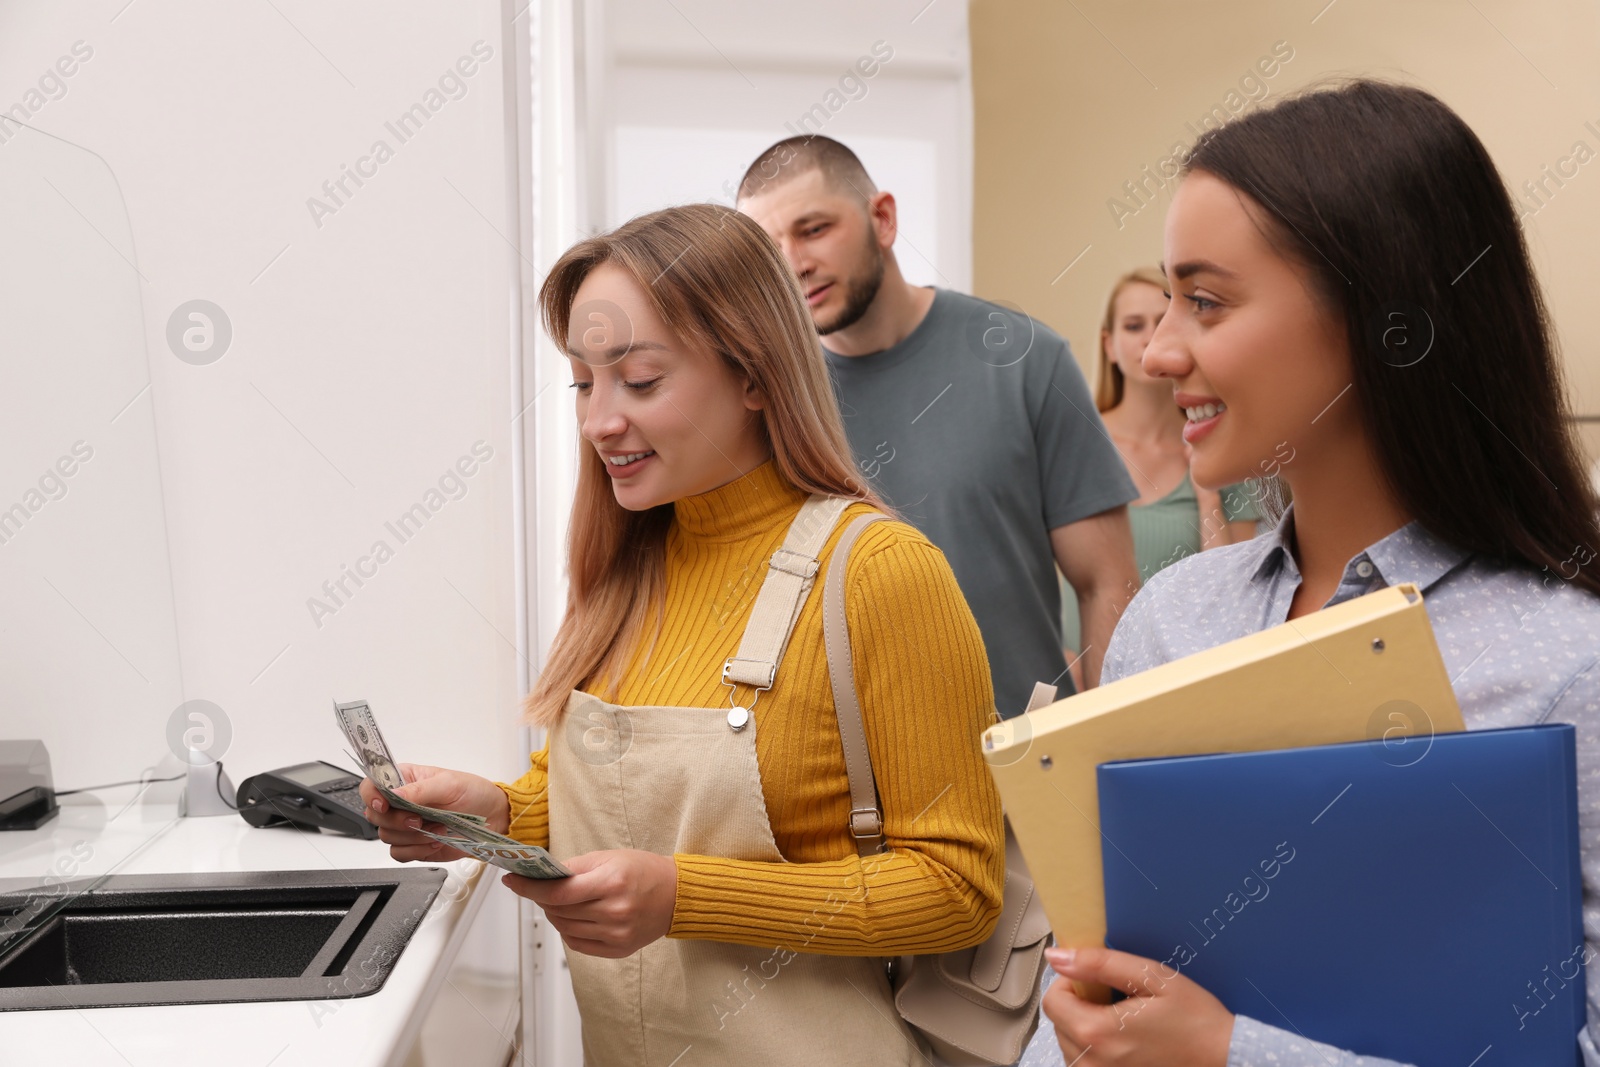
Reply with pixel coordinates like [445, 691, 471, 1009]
[594, 0, 973, 291]
[0, 0, 527, 798]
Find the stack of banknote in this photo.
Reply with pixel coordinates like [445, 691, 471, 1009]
[334, 699, 570, 879]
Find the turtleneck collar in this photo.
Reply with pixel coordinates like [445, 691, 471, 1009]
[672, 459, 807, 543]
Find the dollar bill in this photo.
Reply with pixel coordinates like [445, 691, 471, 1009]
[419, 829, 572, 879]
[330, 698, 570, 879]
[332, 699, 489, 834]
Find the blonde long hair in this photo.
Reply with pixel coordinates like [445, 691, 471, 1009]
[1093, 267, 1168, 412]
[525, 203, 887, 726]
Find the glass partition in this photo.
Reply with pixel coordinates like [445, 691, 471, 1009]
[0, 124, 184, 826]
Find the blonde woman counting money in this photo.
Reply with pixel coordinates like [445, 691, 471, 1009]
[359, 203, 1005, 1066]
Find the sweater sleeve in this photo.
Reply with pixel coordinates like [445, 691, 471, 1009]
[495, 740, 550, 848]
[669, 533, 1007, 955]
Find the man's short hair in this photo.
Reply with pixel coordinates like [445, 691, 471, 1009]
[736, 135, 877, 205]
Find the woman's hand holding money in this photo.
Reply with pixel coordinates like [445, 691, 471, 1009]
[360, 763, 512, 862]
[502, 849, 677, 958]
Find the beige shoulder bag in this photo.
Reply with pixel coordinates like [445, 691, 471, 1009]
[822, 511, 1055, 1067]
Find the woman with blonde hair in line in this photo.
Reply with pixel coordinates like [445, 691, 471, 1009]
[359, 202, 1005, 1066]
[1061, 267, 1259, 687]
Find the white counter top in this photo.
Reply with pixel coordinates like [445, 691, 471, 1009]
[0, 781, 495, 1067]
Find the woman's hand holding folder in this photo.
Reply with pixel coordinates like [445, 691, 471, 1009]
[1040, 945, 1233, 1066]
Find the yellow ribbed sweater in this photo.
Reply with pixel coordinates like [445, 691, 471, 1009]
[497, 460, 1004, 955]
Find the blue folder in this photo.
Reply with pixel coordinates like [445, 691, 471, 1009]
[1097, 724, 1585, 1067]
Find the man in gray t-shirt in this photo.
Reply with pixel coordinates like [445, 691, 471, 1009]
[738, 136, 1139, 717]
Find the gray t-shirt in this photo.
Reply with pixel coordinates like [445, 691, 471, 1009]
[825, 288, 1138, 717]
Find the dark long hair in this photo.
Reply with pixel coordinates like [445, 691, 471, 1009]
[1186, 79, 1600, 597]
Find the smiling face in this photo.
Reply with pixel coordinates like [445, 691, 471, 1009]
[738, 167, 886, 335]
[566, 262, 769, 511]
[1142, 171, 1357, 490]
[1103, 280, 1169, 388]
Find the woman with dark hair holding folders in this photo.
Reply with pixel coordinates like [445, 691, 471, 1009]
[1027, 80, 1600, 1065]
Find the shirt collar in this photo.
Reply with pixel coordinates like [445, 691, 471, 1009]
[1247, 505, 1298, 584]
[1248, 502, 1472, 593]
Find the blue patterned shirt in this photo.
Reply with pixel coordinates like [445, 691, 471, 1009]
[1020, 504, 1600, 1066]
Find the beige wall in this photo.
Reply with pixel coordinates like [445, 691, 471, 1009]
[971, 0, 1600, 464]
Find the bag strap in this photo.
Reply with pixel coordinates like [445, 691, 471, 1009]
[822, 513, 892, 855]
[824, 527, 1062, 857]
[722, 494, 852, 699]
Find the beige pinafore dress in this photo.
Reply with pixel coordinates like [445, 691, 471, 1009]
[546, 495, 929, 1067]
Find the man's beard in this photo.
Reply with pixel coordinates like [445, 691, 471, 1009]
[815, 237, 886, 336]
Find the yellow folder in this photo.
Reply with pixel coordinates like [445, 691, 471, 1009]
[984, 583, 1464, 958]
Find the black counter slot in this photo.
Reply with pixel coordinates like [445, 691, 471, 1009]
[320, 886, 393, 977]
[0, 904, 352, 986]
[0, 868, 445, 1010]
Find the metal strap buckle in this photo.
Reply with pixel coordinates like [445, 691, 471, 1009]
[768, 547, 820, 580]
[722, 658, 777, 688]
[849, 807, 883, 839]
[722, 658, 774, 713]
